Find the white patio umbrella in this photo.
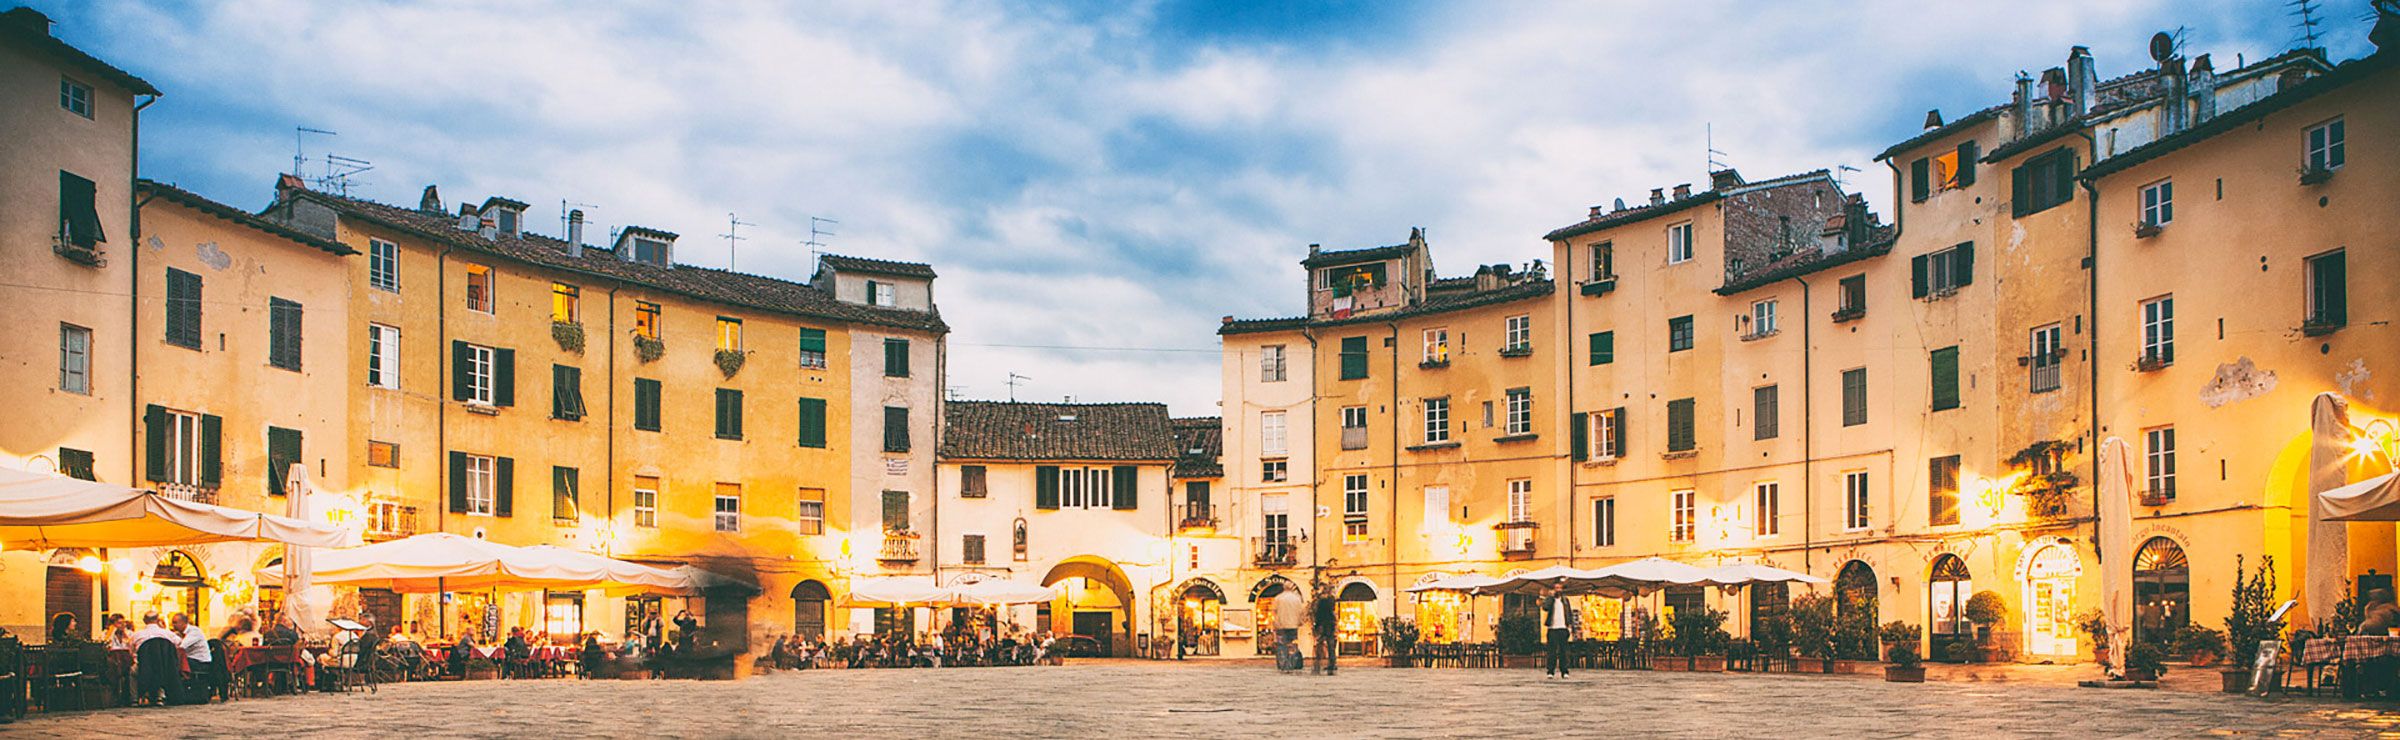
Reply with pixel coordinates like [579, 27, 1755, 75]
[1404, 573, 1508, 593]
[1583, 557, 1723, 597]
[306, 532, 610, 592]
[2322, 472, 2400, 521]
[1706, 563, 1828, 585]
[0, 467, 347, 549]
[945, 578, 1056, 606]
[2307, 393, 2353, 627]
[2097, 435, 2137, 669]
[1487, 565, 1611, 596]
[518, 545, 689, 595]
[844, 577, 949, 608]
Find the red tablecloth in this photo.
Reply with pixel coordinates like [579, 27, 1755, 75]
[228, 645, 305, 673]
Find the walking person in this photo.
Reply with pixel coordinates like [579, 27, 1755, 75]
[1312, 582, 1339, 676]
[1544, 583, 1576, 678]
[1272, 583, 1306, 673]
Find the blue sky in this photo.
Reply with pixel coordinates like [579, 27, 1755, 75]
[39, 0, 2380, 415]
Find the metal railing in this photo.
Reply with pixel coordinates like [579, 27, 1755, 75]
[158, 482, 218, 505]
[1340, 426, 1368, 450]
[878, 531, 922, 562]
[1178, 504, 1219, 532]
[1252, 537, 1296, 568]
[1497, 520, 1538, 556]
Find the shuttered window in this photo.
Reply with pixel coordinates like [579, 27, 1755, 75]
[57, 447, 95, 481]
[1668, 316, 1693, 352]
[1588, 331, 1614, 365]
[1929, 455, 1961, 526]
[1753, 385, 1779, 440]
[715, 388, 744, 440]
[1112, 465, 1139, 510]
[796, 397, 828, 448]
[962, 534, 987, 564]
[2307, 250, 2347, 328]
[633, 378, 662, 431]
[884, 338, 910, 378]
[882, 490, 910, 531]
[1339, 336, 1368, 380]
[798, 328, 828, 369]
[1929, 346, 1960, 411]
[1911, 242, 1974, 298]
[552, 365, 585, 421]
[961, 465, 988, 498]
[450, 341, 513, 406]
[553, 466, 579, 521]
[1666, 398, 1695, 453]
[1035, 465, 1060, 510]
[1841, 368, 1868, 426]
[2011, 147, 2077, 217]
[164, 268, 202, 349]
[268, 298, 303, 370]
[144, 405, 220, 487]
[265, 426, 302, 497]
[58, 170, 104, 248]
[883, 406, 910, 452]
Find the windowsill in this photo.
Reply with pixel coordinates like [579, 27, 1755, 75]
[1582, 457, 1619, 467]
[2302, 320, 2345, 337]
[1406, 441, 1460, 452]
[718, 435, 744, 441]
[1580, 278, 1617, 297]
[463, 403, 500, 416]
[1920, 287, 1961, 302]
[1498, 347, 1534, 358]
[1831, 307, 1865, 323]
[553, 518, 579, 527]
[1494, 433, 1539, 444]
[553, 415, 583, 422]
[1738, 328, 1780, 342]
[1931, 405, 1961, 412]
[1418, 359, 1451, 369]
[1661, 450, 1698, 460]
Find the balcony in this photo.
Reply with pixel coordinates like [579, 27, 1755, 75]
[365, 502, 420, 542]
[1496, 520, 1538, 558]
[1252, 537, 1297, 568]
[1580, 278, 1617, 297]
[1831, 304, 1865, 323]
[2029, 363, 2062, 393]
[157, 483, 219, 505]
[878, 530, 922, 563]
[53, 234, 105, 266]
[1178, 503, 1220, 533]
[1738, 326, 1780, 342]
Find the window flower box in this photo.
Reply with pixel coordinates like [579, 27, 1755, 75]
[714, 349, 747, 378]
[2299, 166, 2334, 186]
[1498, 346, 1534, 358]
[2301, 318, 2344, 337]
[634, 335, 665, 364]
[1831, 305, 1865, 323]
[2133, 222, 2162, 239]
[2130, 355, 2167, 373]
[1580, 278, 1617, 297]
[1418, 358, 1450, 370]
[551, 321, 586, 354]
[2139, 490, 2173, 507]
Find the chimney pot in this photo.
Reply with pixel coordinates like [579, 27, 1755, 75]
[418, 185, 443, 214]
[1588, 205, 1606, 219]
[1649, 188, 1666, 206]
[566, 209, 586, 258]
[1923, 109, 1944, 130]
[1672, 183, 1692, 199]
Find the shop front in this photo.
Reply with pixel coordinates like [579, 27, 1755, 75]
[1335, 580, 1379, 656]
[2018, 539, 2083, 659]
[1176, 579, 1224, 657]
[1250, 576, 1295, 655]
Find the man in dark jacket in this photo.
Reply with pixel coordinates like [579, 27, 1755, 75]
[1312, 582, 1339, 676]
[1543, 584, 1579, 678]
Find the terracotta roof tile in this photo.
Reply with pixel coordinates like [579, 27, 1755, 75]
[818, 253, 937, 279]
[1171, 417, 1222, 479]
[941, 401, 1176, 461]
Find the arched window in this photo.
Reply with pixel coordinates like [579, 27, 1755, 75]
[1835, 560, 1878, 623]
[1929, 555, 1973, 658]
[791, 580, 831, 639]
[45, 549, 97, 642]
[2132, 537, 2190, 644]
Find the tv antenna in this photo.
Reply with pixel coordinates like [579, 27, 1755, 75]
[292, 126, 335, 176]
[805, 216, 839, 263]
[1706, 123, 1729, 173]
[559, 199, 600, 242]
[2289, 0, 2324, 49]
[720, 213, 756, 271]
[1833, 164, 1861, 190]
[316, 154, 373, 197]
[1006, 373, 1031, 402]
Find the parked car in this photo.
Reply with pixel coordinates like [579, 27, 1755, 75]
[1053, 635, 1105, 657]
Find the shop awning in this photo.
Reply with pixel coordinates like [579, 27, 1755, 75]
[0, 468, 347, 549]
[2323, 472, 2400, 521]
[308, 533, 612, 593]
[843, 577, 947, 607]
[945, 577, 1055, 606]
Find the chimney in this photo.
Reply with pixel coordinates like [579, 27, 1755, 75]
[565, 209, 586, 258]
[1672, 183, 1692, 200]
[1588, 205, 1606, 219]
[2, 7, 53, 36]
[2374, 5, 2398, 51]
[1709, 169, 1744, 191]
[2160, 55, 2189, 135]
[477, 217, 498, 240]
[1649, 188, 1666, 206]
[2190, 54, 2218, 124]
[1922, 109, 1944, 131]
[275, 173, 305, 200]
[418, 185, 443, 214]
[2012, 73, 2034, 139]
[2039, 67, 2067, 129]
[1220, 315, 1234, 326]
[2067, 46, 2096, 114]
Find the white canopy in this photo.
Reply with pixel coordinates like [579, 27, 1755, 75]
[944, 578, 1055, 605]
[2322, 472, 2400, 521]
[519, 545, 689, 595]
[1406, 573, 1508, 593]
[1705, 562, 1828, 585]
[2097, 435, 2138, 665]
[844, 577, 948, 607]
[308, 533, 615, 593]
[0, 467, 347, 549]
[1486, 565, 1610, 595]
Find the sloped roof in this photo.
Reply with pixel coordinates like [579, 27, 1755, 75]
[819, 253, 937, 279]
[1220, 278, 1553, 336]
[0, 8, 159, 96]
[941, 401, 1176, 462]
[1171, 417, 1223, 479]
[2082, 51, 2394, 182]
[138, 180, 355, 256]
[278, 187, 946, 334]
[1301, 243, 1413, 268]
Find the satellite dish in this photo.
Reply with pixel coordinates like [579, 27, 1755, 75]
[2149, 32, 2175, 62]
[1613, 197, 1627, 211]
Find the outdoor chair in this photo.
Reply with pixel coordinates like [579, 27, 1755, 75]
[0, 635, 25, 720]
[2283, 629, 2334, 697]
[131, 638, 181, 706]
[31, 644, 103, 712]
[202, 640, 232, 702]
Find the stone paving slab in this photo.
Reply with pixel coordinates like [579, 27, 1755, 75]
[7, 660, 2400, 738]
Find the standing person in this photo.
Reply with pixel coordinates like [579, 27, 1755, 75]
[1543, 584, 1577, 678]
[1312, 582, 1339, 676]
[1272, 583, 1306, 674]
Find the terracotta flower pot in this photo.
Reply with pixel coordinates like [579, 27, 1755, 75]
[1885, 665, 1926, 683]
[1693, 656, 1726, 672]
[2220, 669, 2250, 694]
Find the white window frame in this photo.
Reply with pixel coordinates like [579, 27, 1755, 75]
[1423, 397, 1450, 444]
[1590, 241, 1614, 280]
[1507, 479, 1532, 523]
[1260, 411, 1288, 457]
[1503, 316, 1530, 352]
[1422, 328, 1449, 364]
[1593, 497, 1617, 547]
[465, 264, 494, 314]
[1754, 482, 1780, 537]
[1343, 474, 1369, 543]
[869, 281, 897, 307]
[1262, 459, 1287, 483]
[2145, 426, 2177, 499]
[60, 76, 92, 118]
[1590, 410, 1617, 460]
[163, 408, 202, 486]
[1341, 406, 1368, 431]
[714, 486, 741, 532]
[1926, 246, 1968, 294]
[2141, 295, 2174, 365]
[1260, 344, 1287, 382]
[463, 454, 495, 516]
[1422, 486, 1450, 533]
[464, 343, 495, 404]
[368, 239, 400, 292]
[368, 323, 401, 390]
[59, 323, 90, 395]
[2029, 324, 2062, 393]
[795, 488, 825, 535]
[1667, 222, 1694, 264]
[632, 481, 658, 528]
[1670, 489, 1695, 543]
[2140, 179, 2173, 226]
[1504, 388, 1532, 436]
[2306, 117, 2346, 172]
[1843, 471, 1870, 531]
[1750, 299, 1778, 337]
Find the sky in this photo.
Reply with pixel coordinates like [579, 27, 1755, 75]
[40, 0, 2381, 416]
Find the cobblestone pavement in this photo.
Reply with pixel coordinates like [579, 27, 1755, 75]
[10, 660, 2400, 738]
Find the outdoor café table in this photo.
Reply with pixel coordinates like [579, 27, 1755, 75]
[228, 645, 310, 694]
[2325, 635, 2400, 699]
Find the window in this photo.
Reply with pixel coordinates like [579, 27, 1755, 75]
[884, 338, 910, 377]
[1423, 397, 1451, 444]
[631, 237, 670, 265]
[268, 298, 303, 370]
[714, 483, 741, 532]
[883, 490, 913, 530]
[1593, 497, 1617, 547]
[57, 171, 104, 248]
[1668, 316, 1693, 352]
[795, 488, 826, 535]
[2306, 118, 2346, 172]
[368, 239, 399, 292]
[798, 328, 828, 369]
[632, 378, 661, 431]
[2140, 180, 2173, 226]
[265, 427, 302, 496]
[2011, 147, 2077, 217]
[1754, 482, 1780, 537]
[1261, 460, 1287, 483]
[57, 447, 95, 481]
[367, 324, 400, 389]
[634, 301, 661, 339]
[883, 406, 909, 452]
[60, 76, 92, 117]
[1342, 474, 1369, 543]
[164, 267, 201, 348]
[1504, 388, 1533, 436]
[960, 465, 989, 498]
[1504, 315, 1531, 353]
[552, 283, 580, 324]
[717, 317, 742, 352]
[552, 466, 579, 521]
[1507, 479, 1533, 523]
[2140, 295, 2175, 365]
[867, 280, 896, 307]
[462, 453, 496, 515]
[796, 397, 828, 448]
[1260, 344, 1287, 382]
[1837, 274, 1866, 317]
[1667, 222, 1694, 264]
[1841, 368, 1867, 426]
[1929, 346, 1960, 411]
[1339, 336, 1368, 380]
[1589, 408, 1622, 460]
[1590, 241, 1615, 280]
[58, 323, 90, 394]
[632, 476, 659, 528]
[1753, 385, 1779, 440]
[1421, 486, 1450, 532]
[2029, 324, 2063, 393]
[1422, 329, 1449, 364]
[1340, 406, 1368, 449]
[1912, 242, 1974, 297]
[464, 264, 494, 313]
[1666, 398, 1695, 453]
[962, 534, 987, 564]
[1588, 331, 1614, 366]
[1670, 489, 1695, 542]
[459, 343, 497, 405]
[1054, 467, 1120, 510]
[1929, 455, 1961, 526]
[715, 389, 743, 440]
[2307, 250, 2347, 329]
[551, 365, 585, 421]
[148, 407, 215, 486]
[367, 440, 399, 468]
[1844, 471, 1870, 530]
[544, 594, 584, 640]
[1748, 299, 1778, 338]
[2146, 426, 2177, 500]
[1260, 411, 1288, 457]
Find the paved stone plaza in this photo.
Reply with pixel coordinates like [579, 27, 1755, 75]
[10, 660, 2400, 738]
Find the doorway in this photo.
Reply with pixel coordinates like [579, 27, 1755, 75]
[2020, 543, 2080, 657]
[2132, 537, 2189, 646]
[791, 580, 830, 640]
[1072, 611, 1114, 655]
[1928, 555, 1973, 660]
[1177, 580, 1224, 656]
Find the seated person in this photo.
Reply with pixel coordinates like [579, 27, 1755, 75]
[261, 617, 301, 647]
[49, 612, 86, 646]
[2360, 589, 2400, 636]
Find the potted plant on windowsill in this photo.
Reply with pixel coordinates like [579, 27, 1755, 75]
[714, 348, 747, 378]
[1882, 622, 1925, 683]
[2299, 164, 2335, 185]
[552, 321, 586, 353]
[2130, 354, 2167, 373]
[634, 335, 666, 363]
[2133, 221, 2162, 239]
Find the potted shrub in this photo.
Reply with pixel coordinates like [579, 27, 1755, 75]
[1496, 612, 1543, 668]
[1790, 593, 1838, 674]
[464, 656, 499, 681]
[1751, 609, 1793, 672]
[2133, 221, 2162, 239]
[1833, 605, 1878, 673]
[1380, 618, 1420, 668]
[2220, 554, 2281, 693]
[714, 348, 747, 378]
[2124, 641, 2168, 682]
[2075, 608, 2112, 671]
[1671, 606, 1730, 672]
[1939, 640, 1981, 665]
[2176, 625, 2226, 667]
[1881, 621, 1925, 683]
[1964, 591, 2007, 648]
[551, 321, 586, 353]
[634, 335, 666, 363]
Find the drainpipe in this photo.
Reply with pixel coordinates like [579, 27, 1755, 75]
[437, 246, 453, 533]
[1386, 320, 1402, 619]
[1795, 274, 1814, 574]
[127, 93, 156, 487]
[2078, 135, 2103, 557]
[1300, 328, 1320, 577]
[605, 285, 619, 550]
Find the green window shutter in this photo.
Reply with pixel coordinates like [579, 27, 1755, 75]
[799, 328, 826, 355]
[1842, 368, 1867, 426]
[1588, 331, 1615, 366]
[448, 451, 469, 513]
[1666, 399, 1693, 452]
[1910, 254, 1929, 299]
[59, 170, 104, 246]
[1753, 386, 1778, 440]
[494, 456, 514, 517]
[1570, 412, 1588, 461]
[1950, 242, 1974, 288]
[268, 298, 302, 370]
[634, 378, 661, 431]
[884, 406, 910, 452]
[1112, 465, 1139, 510]
[165, 269, 202, 348]
[1956, 141, 1979, 186]
[1609, 408, 1627, 457]
[1035, 466, 1060, 510]
[2052, 151, 2077, 207]
[1930, 347, 1960, 411]
[144, 404, 168, 482]
[715, 389, 743, 439]
[1339, 336, 1367, 380]
[1909, 158, 1930, 202]
[884, 338, 910, 378]
[266, 426, 302, 497]
[451, 341, 473, 402]
[2010, 163, 2031, 217]
[198, 413, 222, 487]
[491, 347, 516, 407]
[2325, 252, 2348, 325]
[797, 398, 828, 448]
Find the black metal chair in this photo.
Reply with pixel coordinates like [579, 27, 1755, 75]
[132, 638, 181, 706]
[0, 635, 25, 721]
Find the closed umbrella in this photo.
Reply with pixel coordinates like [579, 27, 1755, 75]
[2307, 393, 2352, 628]
[2322, 472, 2400, 521]
[0, 467, 347, 548]
[2097, 436, 2136, 671]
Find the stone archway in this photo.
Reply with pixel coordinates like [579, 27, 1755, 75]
[790, 580, 831, 639]
[1041, 556, 1135, 657]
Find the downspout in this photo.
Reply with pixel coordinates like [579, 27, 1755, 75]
[1795, 274, 1813, 573]
[1386, 320, 1402, 618]
[931, 329, 946, 584]
[2078, 133, 2103, 554]
[437, 246, 453, 532]
[1561, 272, 1576, 568]
[120, 92, 155, 615]
[1300, 328, 1321, 577]
[605, 285, 619, 550]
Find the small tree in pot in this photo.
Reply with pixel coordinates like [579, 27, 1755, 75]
[1964, 591, 2007, 648]
[1671, 606, 1730, 671]
[1790, 593, 1838, 673]
[2075, 608, 2112, 671]
[1380, 617, 1420, 667]
[1497, 612, 1543, 666]
[2175, 625, 2226, 667]
[2220, 554, 2281, 693]
[1881, 621, 1925, 683]
[2124, 641, 2169, 682]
